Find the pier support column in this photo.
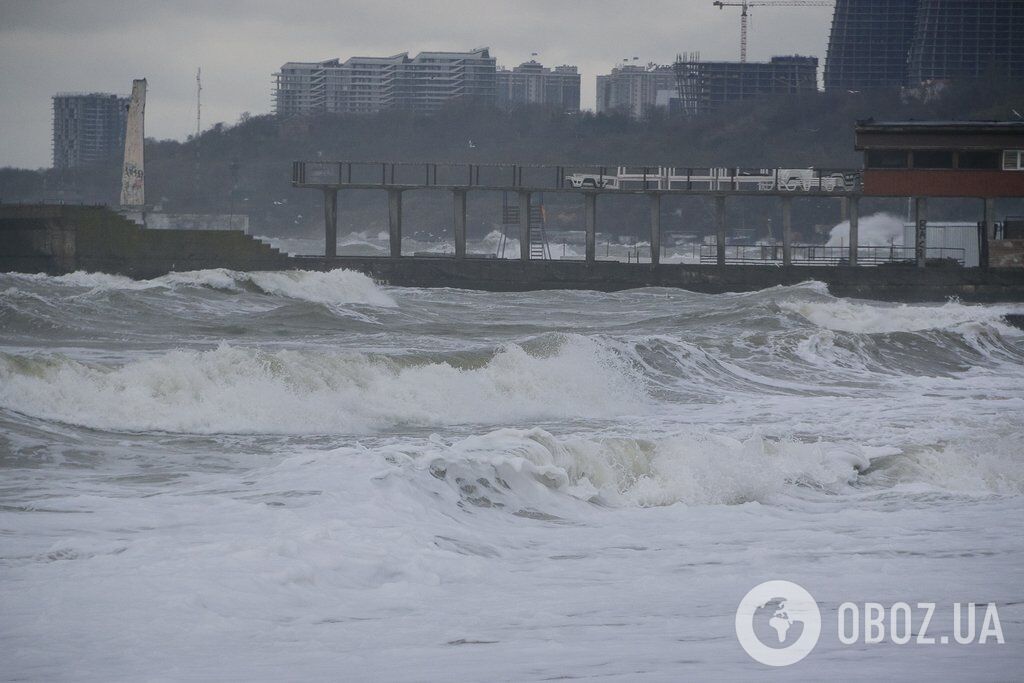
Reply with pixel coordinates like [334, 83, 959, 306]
[453, 189, 467, 259]
[781, 196, 793, 267]
[848, 196, 859, 266]
[518, 191, 530, 261]
[388, 189, 403, 258]
[649, 193, 661, 266]
[585, 192, 597, 263]
[982, 197, 995, 269]
[323, 189, 337, 258]
[914, 197, 927, 268]
[715, 195, 727, 266]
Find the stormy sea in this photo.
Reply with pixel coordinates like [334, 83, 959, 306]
[1, 268, 1022, 680]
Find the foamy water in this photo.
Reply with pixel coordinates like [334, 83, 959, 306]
[1, 270, 1022, 680]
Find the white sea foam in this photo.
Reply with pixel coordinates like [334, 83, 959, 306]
[4, 276, 1024, 682]
[0, 336, 645, 434]
[156, 269, 240, 291]
[781, 298, 1024, 334]
[827, 211, 906, 247]
[11, 270, 157, 290]
[3, 268, 396, 307]
[480, 229, 519, 258]
[419, 428, 879, 508]
[241, 269, 396, 307]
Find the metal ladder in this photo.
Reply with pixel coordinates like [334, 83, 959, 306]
[499, 192, 551, 260]
[529, 204, 551, 260]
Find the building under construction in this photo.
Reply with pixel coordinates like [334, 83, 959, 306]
[597, 55, 816, 119]
[673, 55, 818, 116]
[825, 0, 1024, 91]
[909, 0, 1024, 83]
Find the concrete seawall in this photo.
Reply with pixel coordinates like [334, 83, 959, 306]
[0, 205, 290, 278]
[294, 255, 1024, 302]
[4, 205, 1024, 302]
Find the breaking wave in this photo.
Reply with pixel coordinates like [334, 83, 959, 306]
[0, 335, 645, 434]
[320, 427, 1024, 513]
[780, 297, 1024, 334]
[416, 427, 877, 508]
[2, 268, 396, 307]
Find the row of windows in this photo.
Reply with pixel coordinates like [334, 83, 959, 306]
[864, 149, 1024, 170]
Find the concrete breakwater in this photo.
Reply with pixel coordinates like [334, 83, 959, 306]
[3, 205, 1024, 302]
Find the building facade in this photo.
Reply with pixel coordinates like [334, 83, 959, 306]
[855, 120, 1024, 197]
[273, 48, 496, 116]
[825, 0, 1024, 91]
[908, 0, 1024, 83]
[598, 56, 817, 119]
[52, 92, 129, 170]
[595, 64, 677, 119]
[824, 0, 918, 91]
[496, 61, 580, 112]
[674, 56, 819, 115]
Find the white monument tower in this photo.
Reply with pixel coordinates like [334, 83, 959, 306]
[120, 79, 147, 209]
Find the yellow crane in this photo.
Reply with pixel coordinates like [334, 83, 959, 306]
[713, 1, 833, 63]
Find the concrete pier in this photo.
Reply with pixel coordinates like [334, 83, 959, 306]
[293, 159, 1017, 271]
[388, 189, 402, 258]
[453, 189, 467, 259]
[848, 196, 859, 266]
[782, 196, 793, 267]
[649, 194, 661, 265]
[323, 189, 337, 258]
[715, 196, 727, 266]
[584, 193, 597, 263]
[518, 191, 530, 262]
[914, 197, 928, 268]
[983, 197, 996, 269]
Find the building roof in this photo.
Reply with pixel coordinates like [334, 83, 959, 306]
[856, 120, 1024, 132]
[854, 120, 1024, 150]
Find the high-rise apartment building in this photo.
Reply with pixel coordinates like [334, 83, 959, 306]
[51, 92, 129, 170]
[596, 64, 678, 119]
[825, 0, 1024, 91]
[495, 61, 580, 112]
[273, 48, 496, 116]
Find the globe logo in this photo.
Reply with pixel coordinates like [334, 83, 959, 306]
[735, 580, 821, 667]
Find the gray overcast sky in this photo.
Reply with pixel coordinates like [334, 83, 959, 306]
[0, 0, 834, 169]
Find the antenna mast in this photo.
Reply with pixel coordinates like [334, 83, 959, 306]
[196, 67, 202, 137]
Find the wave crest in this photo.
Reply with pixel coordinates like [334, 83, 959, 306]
[782, 298, 1024, 334]
[412, 428, 878, 509]
[0, 336, 645, 434]
[1, 268, 396, 308]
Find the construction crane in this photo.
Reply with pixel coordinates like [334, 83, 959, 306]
[713, 1, 833, 63]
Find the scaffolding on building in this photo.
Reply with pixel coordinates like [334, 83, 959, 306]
[673, 52, 704, 116]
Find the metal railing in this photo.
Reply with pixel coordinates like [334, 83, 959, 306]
[699, 244, 966, 266]
[292, 160, 862, 194]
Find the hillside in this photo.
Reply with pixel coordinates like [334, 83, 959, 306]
[4, 78, 1024, 245]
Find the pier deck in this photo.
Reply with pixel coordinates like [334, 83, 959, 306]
[292, 160, 867, 267]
